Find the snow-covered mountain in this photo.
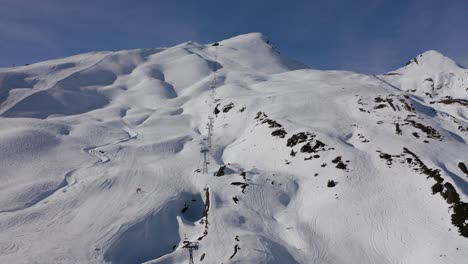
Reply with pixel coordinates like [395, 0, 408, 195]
[0, 33, 466, 264]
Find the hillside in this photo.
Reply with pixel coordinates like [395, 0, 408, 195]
[0, 33, 467, 264]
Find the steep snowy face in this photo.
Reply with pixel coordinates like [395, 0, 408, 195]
[0, 33, 467, 264]
[381, 50, 468, 99]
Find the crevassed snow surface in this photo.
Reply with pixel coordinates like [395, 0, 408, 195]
[0, 33, 467, 264]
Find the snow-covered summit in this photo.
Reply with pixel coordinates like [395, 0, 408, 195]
[0, 34, 467, 264]
[215, 32, 307, 74]
[404, 50, 462, 70]
[382, 50, 468, 100]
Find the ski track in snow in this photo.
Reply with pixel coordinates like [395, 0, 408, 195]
[0, 120, 138, 214]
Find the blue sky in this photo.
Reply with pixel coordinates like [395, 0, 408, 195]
[1, 0, 467, 73]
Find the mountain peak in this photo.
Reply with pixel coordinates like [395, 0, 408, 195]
[383, 50, 467, 99]
[220, 32, 269, 45]
[214, 32, 306, 74]
[404, 50, 461, 70]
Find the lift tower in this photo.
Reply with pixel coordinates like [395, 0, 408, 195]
[200, 146, 210, 174]
[183, 240, 199, 264]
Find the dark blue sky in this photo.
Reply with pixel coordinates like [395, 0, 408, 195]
[1, 0, 467, 73]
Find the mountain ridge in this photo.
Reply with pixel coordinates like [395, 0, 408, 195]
[0, 33, 466, 264]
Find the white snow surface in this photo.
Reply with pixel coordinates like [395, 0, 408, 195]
[0, 33, 467, 264]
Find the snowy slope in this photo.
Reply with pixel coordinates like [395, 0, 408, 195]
[0, 33, 467, 264]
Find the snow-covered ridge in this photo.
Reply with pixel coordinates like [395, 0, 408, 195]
[0, 33, 467, 264]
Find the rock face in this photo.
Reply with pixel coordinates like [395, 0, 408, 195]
[0, 33, 466, 264]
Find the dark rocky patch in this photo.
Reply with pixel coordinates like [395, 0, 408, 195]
[437, 96, 468, 107]
[286, 132, 312, 147]
[377, 151, 395, 166]
[432, 182, 444, 194]
[374, 97, 384, 103]
[222, 103, 235, 113]
[441, 182, 460, 204]
[383, 72, 402, 76]
[300, 141, 326, 153]
[458, 126, 468, 132]
[395, 123, 402, 135]
[272, 129, 287, 138]
[231, 182, 249, 193]
[452, 202, 468, 237]
[404, 117, 442, 140]
[386, 148, 468, 237]
[214, 104, 220, 116]
[402, 148, 444, 183]
[332, 156, 347, 170]
[197, 188, 210, 241]
[327, 180, 337, 188]
[181, 203, 189, 213]
[399, 97, 415, 112]
[229, 244, 240, 260]
[374, 104, 387, 109]
[458, 162, 468, 177]
[405, 57, 418, 65]
[372, 95, 408, 112]
[336, 162, 347, 170]
[215, 166, 226, 177]
[357, 133, 369, 143]
[255, 112, 282, 128]
[332, 156, 342, 164]
[287, 132, 331, 158]
[368, 95, 415, 113]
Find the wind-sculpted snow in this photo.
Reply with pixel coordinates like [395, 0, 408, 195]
[104, 192, 205, 264]
[0, 33, 466, 264]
